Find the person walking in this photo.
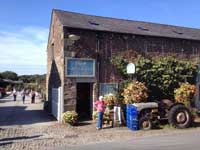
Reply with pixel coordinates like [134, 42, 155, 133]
[13, 88, 17, 101]
[31, 90, 36, 103]
[94, 96, 106, 130]
[21, 89, 26, 104]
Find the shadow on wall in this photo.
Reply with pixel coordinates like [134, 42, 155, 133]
[47, 60, 61, 113]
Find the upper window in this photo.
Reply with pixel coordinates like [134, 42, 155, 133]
[137, 26, 149, 31]
[88, 21, 100, 26]
[65, 58, 95, 77]
[173, 30, 183, 35]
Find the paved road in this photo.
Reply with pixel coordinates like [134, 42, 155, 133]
[0, 94, 55, 128]
[66, 130, 200, 150]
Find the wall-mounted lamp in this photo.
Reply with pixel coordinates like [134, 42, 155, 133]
[65, 34, 80, 46]
[68, 34, 80, 41]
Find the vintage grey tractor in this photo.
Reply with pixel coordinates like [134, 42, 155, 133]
[133, 100, 193, 130]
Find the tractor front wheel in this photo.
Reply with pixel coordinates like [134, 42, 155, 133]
[139, 116, 152, 130]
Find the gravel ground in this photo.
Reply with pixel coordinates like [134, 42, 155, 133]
[1, 95, 200, 150]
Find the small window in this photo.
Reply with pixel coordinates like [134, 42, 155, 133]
[50, 44, 54, 60]
[173, 30, 183, 35]
[99, 83, 118, 96]
[88, 21, 100, 26]
[138, 26, 149, 31]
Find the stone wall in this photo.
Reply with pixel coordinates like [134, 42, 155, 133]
[61, 27, 200, 112]
[63, 78, 76, 111]
[46, 12, 64, 112]
[64, 28, 200, 82]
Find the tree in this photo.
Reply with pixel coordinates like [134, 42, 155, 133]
[0, 71, 18, 80]
[18, 74, 46, 83]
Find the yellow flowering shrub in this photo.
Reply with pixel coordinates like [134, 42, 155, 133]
[174, 83, 196, 106]
[92, 110, 111, 124]
[122, 81, 148, 104]
[104, 94, 117, 106]
[62, 111, 78, 125]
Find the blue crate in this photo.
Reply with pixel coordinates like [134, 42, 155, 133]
[127, 122, 138, 130]
[126, 104, 138, 131]
[126, 105, 137, 113]
[129, 120, 138, 126]
[129, 124, 138, 131]
[127, 114, 138, 119]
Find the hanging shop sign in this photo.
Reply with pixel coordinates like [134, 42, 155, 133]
[66, 58, 95, 77]
[127, 63, 135, 74]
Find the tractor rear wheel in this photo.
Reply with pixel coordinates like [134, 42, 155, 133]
[168, 104, 192, 129]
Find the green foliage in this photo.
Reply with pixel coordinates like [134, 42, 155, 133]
[115, 79, 132, 105]
[111, 55, 129, 79]
[112, 54, 197, 101]
[18, 74, 46, 83]
[0, 71, 18, 80]
[62, 111, 78, 125]
[0, 71, 46, 99]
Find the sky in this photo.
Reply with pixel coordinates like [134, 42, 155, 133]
[0, 0, 200, 75]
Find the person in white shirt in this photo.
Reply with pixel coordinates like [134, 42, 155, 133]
[13, 88, 17, 101]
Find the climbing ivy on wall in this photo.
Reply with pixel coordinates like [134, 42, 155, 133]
[111, 53, 198, 101]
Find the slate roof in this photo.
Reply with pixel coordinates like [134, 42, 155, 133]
[54, 9, 200, 41]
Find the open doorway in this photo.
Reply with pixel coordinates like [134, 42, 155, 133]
[76, 83, 92, 120]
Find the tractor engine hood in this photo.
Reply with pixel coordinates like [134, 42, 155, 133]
[132, 102, 158, 112]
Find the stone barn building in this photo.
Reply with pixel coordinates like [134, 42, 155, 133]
[47, 9, 200, 121]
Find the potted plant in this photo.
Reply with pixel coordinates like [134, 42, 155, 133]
[174, 83, 196, 107]
[121, 80, 148, 104]
[104, 94, 117, 109]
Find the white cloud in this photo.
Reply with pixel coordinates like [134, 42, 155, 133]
[0, 26, 49, 75]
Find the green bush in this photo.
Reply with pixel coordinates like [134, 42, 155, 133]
[62, 111, 78, 125]
[112, 54, 197, 101]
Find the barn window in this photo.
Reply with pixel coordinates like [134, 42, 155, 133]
[88, 21, 100, 26]
[173, 30, 183, 35]
[99, 83, 118, 96]
[137, 26, 149, 31]
[50, 43, 54, 60]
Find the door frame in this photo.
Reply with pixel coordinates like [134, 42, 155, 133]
[76, 82, 94, 119]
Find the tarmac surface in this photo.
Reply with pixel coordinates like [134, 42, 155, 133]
[65, 130, 200, 150]
[0, 94, 55, 128]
